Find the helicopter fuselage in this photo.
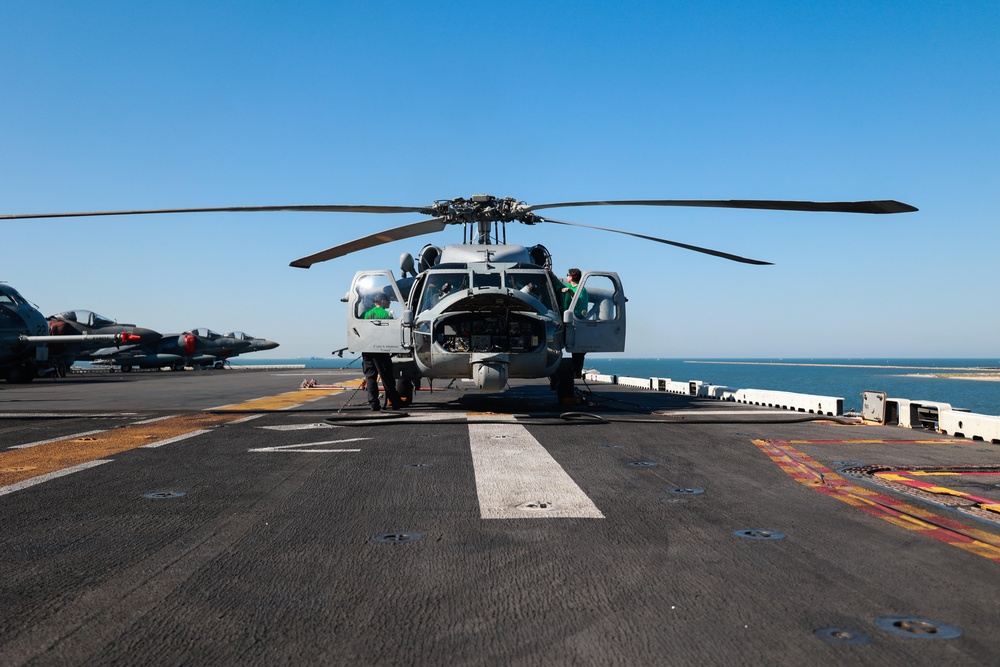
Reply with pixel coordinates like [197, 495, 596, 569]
[346, 244, 626, 392]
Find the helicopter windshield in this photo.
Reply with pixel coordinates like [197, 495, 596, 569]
[504, 271, 555, 310]
[419, 271, 469, 312]
[473, 273, 502, 288]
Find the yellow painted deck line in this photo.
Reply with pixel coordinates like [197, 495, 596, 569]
[214, 384, 357, 412]
[789, 439, 952, 445]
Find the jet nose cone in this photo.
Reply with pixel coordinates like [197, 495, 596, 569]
[132, 328, 162, 343]
[257, 340, 279, 350]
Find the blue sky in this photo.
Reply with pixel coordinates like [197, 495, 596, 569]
[2, 1, 997, 359]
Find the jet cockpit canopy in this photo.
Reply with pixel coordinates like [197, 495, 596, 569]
[52, 310, 117, 328]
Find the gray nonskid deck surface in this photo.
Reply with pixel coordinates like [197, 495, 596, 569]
[1, 370, 998, 665]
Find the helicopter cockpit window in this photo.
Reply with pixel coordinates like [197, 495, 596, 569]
[504, 271, 554, 310]
[419, 272, 469, 312]
[354, 273, 400, 319]
[473, 272, 502, 289]
[574, 274, 619, 322]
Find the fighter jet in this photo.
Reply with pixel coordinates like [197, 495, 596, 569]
[1, 285, 138, 382]
[46, 309, 161, 376]
[218, 331, 280, 363]
[88, 327, 259, 371]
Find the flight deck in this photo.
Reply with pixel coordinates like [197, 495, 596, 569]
[1, 369, 999, 665]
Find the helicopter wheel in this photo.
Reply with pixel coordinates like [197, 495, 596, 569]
[553, 358, 577, 402]
[396, 378, 415, 406]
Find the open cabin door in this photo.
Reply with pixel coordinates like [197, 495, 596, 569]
[347, 270, 408, 353]
[564, 271, 626, 353]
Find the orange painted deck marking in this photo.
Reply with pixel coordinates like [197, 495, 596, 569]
[753, 438, 1000, 564]
[1, 382, 356, 490]
[0, 413, 243, 487]
[875, 471, 1000, 515]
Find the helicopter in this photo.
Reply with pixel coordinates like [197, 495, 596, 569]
[1, 195, 917, 398]
[0, 284, 139, 382]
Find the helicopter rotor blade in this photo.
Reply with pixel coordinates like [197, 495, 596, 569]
[0, 204, 437, 221]
[537, 217, 773, 265]
[526, 199, 918, 215]
[290, 217, 448, 269]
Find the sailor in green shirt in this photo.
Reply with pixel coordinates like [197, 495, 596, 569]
[361, 293, 403, 411]
[363, 295, 393, 320]
[561, 268, 588, 319]
[561, 268, 588, 379]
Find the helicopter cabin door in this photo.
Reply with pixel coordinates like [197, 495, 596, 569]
[564, 271, 626, 353]
[347, 271, 408, 353]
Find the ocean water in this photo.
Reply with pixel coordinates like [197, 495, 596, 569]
[587, 358, 1000, 416]
[233, 357, 1000, 416]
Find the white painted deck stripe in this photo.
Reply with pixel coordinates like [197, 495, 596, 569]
[258, 423, 339, 431]
[0, 460, 112, 496]
[141, 430, 211, 449]
[468, 416, 604, 520]
[9, 429, 108, 449]
[132, 415, 180, 425]
[248, 437, 370, 453]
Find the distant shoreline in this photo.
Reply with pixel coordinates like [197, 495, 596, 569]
[904, 373, 1000, 382]
[684, 360, 999, 372]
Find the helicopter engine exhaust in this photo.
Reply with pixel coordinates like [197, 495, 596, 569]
[472, 353, 508, 391]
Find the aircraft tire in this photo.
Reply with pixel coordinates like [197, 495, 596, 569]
[396, 378, 415, 406]
[554, 357, 576, 399]
[121, 365, 132, 373]
[4, 364, 36, 384]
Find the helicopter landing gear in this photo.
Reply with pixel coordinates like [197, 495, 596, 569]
[396, 378, 415, 406]
[552, 358, 578, 404]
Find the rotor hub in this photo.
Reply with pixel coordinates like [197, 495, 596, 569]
[431, 195, 540, 226]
